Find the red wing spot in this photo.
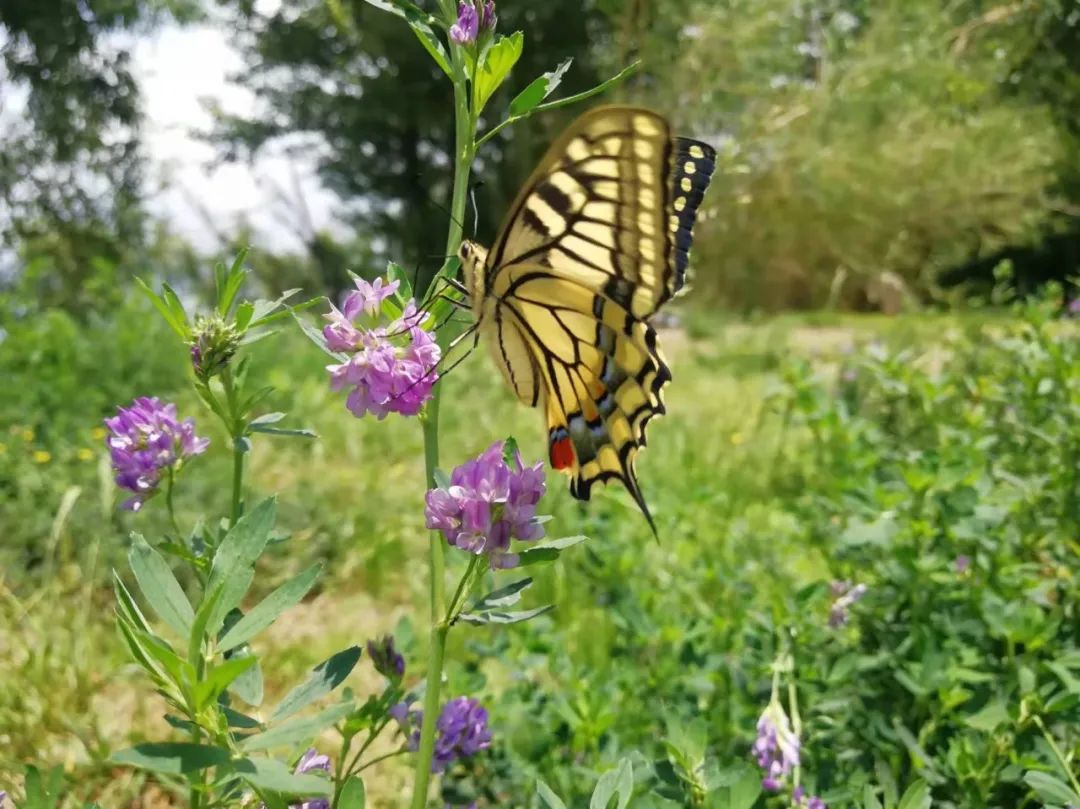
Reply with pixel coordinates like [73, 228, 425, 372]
[550, 436, 576, 470]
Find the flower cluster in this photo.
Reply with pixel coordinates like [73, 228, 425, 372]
[425, 440, 546, 569]
[393, 697, 492, 773]
[324, 277, 441, 420]
[449, 1, 496, 44]
[189, 312, 240, 381]
[753, 702, 826, 807]
[828, 580, 868, 628]
[367, 634, 405, 680]
[753, 701, 800, 791]
[104, 397, 209, 511]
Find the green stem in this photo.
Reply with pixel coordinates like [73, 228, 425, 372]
[1033, 714, 1080, 798]
[410, 21, 475, 806]
[359, 747, 409, 772]
[165, 468, 182, 538]
[220, 369, 245, 526]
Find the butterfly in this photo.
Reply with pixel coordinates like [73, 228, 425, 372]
[457, 105, 716, 532]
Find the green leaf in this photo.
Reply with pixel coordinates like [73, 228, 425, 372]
[249, 425, 319, 439]
[459, 605, 554, 625]
[228, 645, 265, 706]
[239, 701, 354, 752]
[405, 7, 451, 78]
[195, 655, 258, 709]
[537, 781, 568, 809]
[896, 780, 932, 809]
[964, 699, 1010, 732]
[235, 300, 256, 332]
[471, 577, 533, 611]
[510, 58, 572, 117]
[271, 646, 363, 721]
[861, 784, 883, 809]
[128, 534, 194, 637]
[250, 412, 286, 426]
[387, 260, 414, 301]
[1023, 771, 1080, 805]
[338, 775, 367, 809]
[292, 307, 346, 360]
[218, 249, 249, 316]
[189, 579, 229, 665]
[516, 535, 588, 567]
[232, 756, 333, 795]
[160, 282, 192, 336]
[474, 32, 523, 113]
[219, 563, 324, 652]
[591, 758, 633, 809]
[111, 743, 231, 775]
[113, 571, 152, 634]
[134, 277, 187, 339]
[206, 498, 276, 634]
[713, 764, 762, 809]
[501, 435, 520, 465]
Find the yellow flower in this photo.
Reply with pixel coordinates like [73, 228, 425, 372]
[77, 448, 94, 461]
[730, 432, 745, 446]
[20, 428, 34, 442]
[0, 442, 7, 455]
[32, 450, 52, 464]
[91, 426, 107, 441]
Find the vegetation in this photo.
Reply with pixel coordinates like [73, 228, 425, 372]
[1, 0, 1078, 806]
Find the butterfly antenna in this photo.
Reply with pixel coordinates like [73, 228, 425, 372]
[415, 171, 469, 235]
[469, 180, 484, 240]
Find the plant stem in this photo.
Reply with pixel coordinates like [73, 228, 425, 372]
[1033, 714, 1080, 798]
[220, 369, 245, 526]
[230, 441, 244, 526]
[410, 21, 474, 807]
[165, 468, 182, 538]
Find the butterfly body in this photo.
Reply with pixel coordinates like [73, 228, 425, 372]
[459, 106, 716, 531]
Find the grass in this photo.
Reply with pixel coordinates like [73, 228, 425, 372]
[0, 304, 1073, 806]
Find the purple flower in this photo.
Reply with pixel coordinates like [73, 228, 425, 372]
[323, 278, 440, 420]
[954, 554, 971, 574]
[449, 1, 479, 43]
[395, 697, 492, 773]
[0, 791, 6, 807]
[793, 786, 826, 809]
[292, 749, 331, 809]
[104, 397, 209, 511]
[1067, 298, 1080, 316]
[753, 701, 799, 791]
[479, 0, 496, 30]
[828, 581, 867, 628]
[367, 634, 405, 680]
[425, 440, 547, 569]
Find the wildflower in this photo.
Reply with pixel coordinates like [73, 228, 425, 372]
[0, 443, 6, 455]
[190, 313, 240, 381]
[425, 439, 546, 569]
[954, 554, 971, 574]
[258, 749, 330, 809]
[77, 447, 94, 461]
[32, 450, 51, 464]
[449, 1, 479, 43]
[479, 0, 496, 30]
[91, 426, 107, 440]
[0, 790, 6, 807]
[396, 698, 492, 773]
[828, 580, 867, 628]
[104, 397, 209, 512]
[19, 428, 33, 442]
[324, 278, 440, 420]
[793, 785, 826, 809]
[1068, 298, 1080, 317]
[367, 634, 405, 680]
[753, 700, 800, 791]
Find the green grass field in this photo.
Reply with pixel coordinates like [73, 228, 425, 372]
[1, 301, 1077, 807]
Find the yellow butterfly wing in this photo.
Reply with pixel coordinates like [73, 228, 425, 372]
[462, 105, 715, 531]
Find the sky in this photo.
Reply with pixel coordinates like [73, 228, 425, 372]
[133, 20, 339, 253]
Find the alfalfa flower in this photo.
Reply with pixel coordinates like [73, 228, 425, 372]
[449, 2, 480, 43]
[395, 697, 493, 773]
[367, 634, 405, 680]
[828, 580, 867, 628]
[425, 440, 546, 569]
[793, 786, 827, 809]
[753, 700, 800, 791]
[479, 0, 496, 30]
[104, 397, 209, 511]
[324, 277, 440, 420]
